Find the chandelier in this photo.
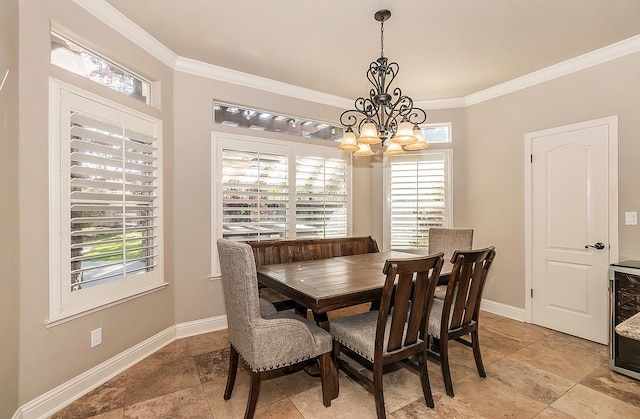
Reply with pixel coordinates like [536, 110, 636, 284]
[338, 9, 428, 156]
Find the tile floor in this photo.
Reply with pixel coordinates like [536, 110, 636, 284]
[50, 306, 640, 418]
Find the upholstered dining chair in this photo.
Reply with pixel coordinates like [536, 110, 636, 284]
[428, 228, 473, 299]
[331, 253, 444, 419]
[427, 246, 496, 397]
[216, 239, 335, 418]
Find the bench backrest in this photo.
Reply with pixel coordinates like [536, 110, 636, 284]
[248, 236, 379, 266]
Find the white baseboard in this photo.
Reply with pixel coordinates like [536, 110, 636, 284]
[175, 314, 227, 339]
[14, 315, 229, 419]
[480, 298, 526, 322]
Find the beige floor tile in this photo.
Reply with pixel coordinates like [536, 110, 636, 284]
[273, 369, 323, 398]
[87, 408, 124, 419]
[451, 373, 548, 418]
[479, 324, 531, 356]
[290, 376, 378, 419]
[203, 371, 288, 419]
[484, 318, 554, 345]
[551, 384, 640, 418]
[478, 310, 506, 325]
[579, 363, 640, 408]
[534, 406, 576, 418]
[125, 340, 191, 375]
[49, 373, 126, 419]
[389, 391, 486, 418]
[186, 329, 229, 355]
[123, 385, 212, 418]
[124, 356, 201, 406]
[486, 357, 574, 404]
[254, 398, 304, 419]
[443, 338, 505, 371]
[511, 333, 608, 382]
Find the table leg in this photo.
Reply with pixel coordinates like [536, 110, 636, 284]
[303, 311, 339, 399]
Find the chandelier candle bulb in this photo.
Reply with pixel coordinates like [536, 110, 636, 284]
[338, 9, 429, 156]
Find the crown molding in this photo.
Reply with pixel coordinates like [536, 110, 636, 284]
[466, 34, 640, 106]
[175, 56, 352, 109]
[73, 0, 178, 68]
[78, 1, 640, 109]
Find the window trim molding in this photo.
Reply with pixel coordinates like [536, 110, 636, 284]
[48, 78, 166, 325]
[382, 149, 453, 252]
[210, 131, 352, 278]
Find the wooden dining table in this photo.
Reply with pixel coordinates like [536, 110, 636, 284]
[256, 250, 452, 330]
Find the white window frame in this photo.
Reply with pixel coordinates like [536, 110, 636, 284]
[48, 79, 166, 326]
[383, 149, 453, 252]
[210, 132, 352, 277]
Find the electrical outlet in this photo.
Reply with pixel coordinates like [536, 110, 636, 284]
[91, 328, 102, 348]
[625, 212, 638, 226]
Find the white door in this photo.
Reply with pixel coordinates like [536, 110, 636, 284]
[529, 117, 617, 344]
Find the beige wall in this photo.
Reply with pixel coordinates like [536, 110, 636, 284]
[465, 52, 640, 308]
[17, 0, 175, 403]
[0, 0, 20, 415]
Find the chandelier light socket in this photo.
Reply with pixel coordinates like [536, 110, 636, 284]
[357, 121, 382, 144]
[354, 143, 375, 156]
[338, 129, 359, 151]
[383, 141, 406, 156]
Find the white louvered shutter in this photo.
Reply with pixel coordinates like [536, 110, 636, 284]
[221, 149, 290, 242]
[295, 156, 348, 238]
[67, 111, 159, 291]
[389, 153, 448, 250]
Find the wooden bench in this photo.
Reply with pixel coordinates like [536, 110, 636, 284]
[248, 236, 379, 312]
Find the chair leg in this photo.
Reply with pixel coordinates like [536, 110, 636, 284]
[373, 361, 386, 419]
[471, 329, 486, 377]
[440, 338, 455, 397]
[417, 349, 435, 408]
[224, 345, 239, 400]
[245, 371, 261, 419]
[319, 352, 333, 407]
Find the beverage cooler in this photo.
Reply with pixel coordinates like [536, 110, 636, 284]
[609, 261, 640, 379]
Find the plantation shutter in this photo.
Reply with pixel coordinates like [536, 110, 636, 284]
[295, 156, 348, 238]
[68, 111, 159, 291]
[389, 153, 447, 250]
[221, 149, 290, 242]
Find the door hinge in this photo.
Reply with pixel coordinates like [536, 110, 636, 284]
[530, 288, 534, 298]
[530, 154, 533, 163]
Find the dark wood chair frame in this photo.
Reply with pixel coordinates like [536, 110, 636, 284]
[333, 253, 444, 419]
[428, 246, 496, 397]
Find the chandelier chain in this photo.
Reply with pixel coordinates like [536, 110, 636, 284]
[380, 19, 385, 58]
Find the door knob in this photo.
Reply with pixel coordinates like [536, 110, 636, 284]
[585, 242, 605, 250]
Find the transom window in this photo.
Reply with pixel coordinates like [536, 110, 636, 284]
[51, 30, 152, 105]
[214, 102, 344, 142]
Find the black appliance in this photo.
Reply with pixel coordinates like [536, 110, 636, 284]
[610, 260, 640, 380]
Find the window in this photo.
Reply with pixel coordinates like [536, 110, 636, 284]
[213, 102, 343, 142]
[385, 150, 452, 251]
[419, 123, 451, 144]
[213, 133, 350, 274]
[49, 79, 164, 324]
[51, 30, 152, 105]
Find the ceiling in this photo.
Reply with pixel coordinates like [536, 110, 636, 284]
[103, 0, 640, 101]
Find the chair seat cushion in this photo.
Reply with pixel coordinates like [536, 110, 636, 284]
[428, 298, 475, 338]
[331, 310, 421, 362]
[259, 298, 278, 317]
